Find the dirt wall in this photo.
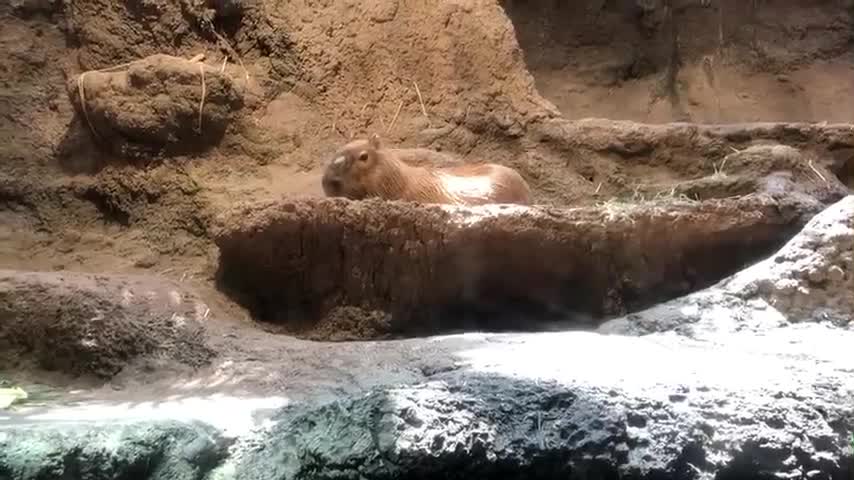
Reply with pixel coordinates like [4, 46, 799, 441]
[214, 193, 822, 339]
[504, 0, 854, 123]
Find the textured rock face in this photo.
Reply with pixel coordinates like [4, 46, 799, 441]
[600, 195, 854, 336]
[0, 269, 215, 379]
[228, 196, 854, 479]
[2, 197, 851, 480]
[0, 420, 230, 480]
[232, 358, 853, 479]
[213, 193, 820, 339]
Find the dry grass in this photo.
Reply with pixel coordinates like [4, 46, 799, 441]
[807, 159, 828, 183]
[197, 63, 206, 133]
[386, 91, 408, 135]
[413, 80, 430, 127]
[711, 153, 731, 178]
[596, 187, 701, 223]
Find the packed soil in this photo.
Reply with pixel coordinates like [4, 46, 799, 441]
[505, 0, 854, 124]
[0, 0, 852, 394]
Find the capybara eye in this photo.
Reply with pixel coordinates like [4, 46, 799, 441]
[358, 152, 369, 162]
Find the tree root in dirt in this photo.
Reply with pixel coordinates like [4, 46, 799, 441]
[212, 189, 829, 341]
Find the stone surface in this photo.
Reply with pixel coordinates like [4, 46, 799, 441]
[599, 194, 854, 336]
[0, 420, 230, 480]
[1, 196, 852, 479]
[231, 336, 854, 479]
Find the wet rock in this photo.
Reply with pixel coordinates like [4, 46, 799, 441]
[229, 355, 854, 479]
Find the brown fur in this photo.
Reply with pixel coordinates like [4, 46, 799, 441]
[321, 135, 532, 206]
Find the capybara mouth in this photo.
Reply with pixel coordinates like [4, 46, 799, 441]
[322, 178, 342, 196]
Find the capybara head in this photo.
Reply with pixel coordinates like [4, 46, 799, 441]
[322, 134, 384, 200]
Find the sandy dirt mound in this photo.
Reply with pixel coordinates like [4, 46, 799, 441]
[0, 164, 215, 270]
[213, 192, 821, 340]
[65, 54, 245, 164]
[261, 0, 556, 140]
[1, 0, 850, 265]
[0, 269, 215, 379]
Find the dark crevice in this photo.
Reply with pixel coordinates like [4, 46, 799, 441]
[79, 189, 132, 226]
[833, 154, 854, 191]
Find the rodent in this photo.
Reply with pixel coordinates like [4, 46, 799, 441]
[321, 134, 532, 206]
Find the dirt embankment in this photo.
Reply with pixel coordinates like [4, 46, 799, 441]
[0, 3, 853, 477]
[504, 0, 854, 123]
[214, 192, 822, 340]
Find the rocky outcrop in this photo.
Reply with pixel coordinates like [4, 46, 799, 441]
[0, 420, 229, 480]
[1, 196, 853, 479]
[213, 192, 821, 339]
[233, 354, 854, 479]
[0, 269, 215, 379]
[600, 194, 854, 336]
[227, 195, 854, 479]
[534, 119, 854, 199]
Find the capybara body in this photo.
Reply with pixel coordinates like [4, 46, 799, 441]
[321, 135, 532, 206]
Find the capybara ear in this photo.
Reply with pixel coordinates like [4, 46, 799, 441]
[369, 133, 381, 150]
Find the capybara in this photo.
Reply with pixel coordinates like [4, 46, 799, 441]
[321, 135, 532, 206]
